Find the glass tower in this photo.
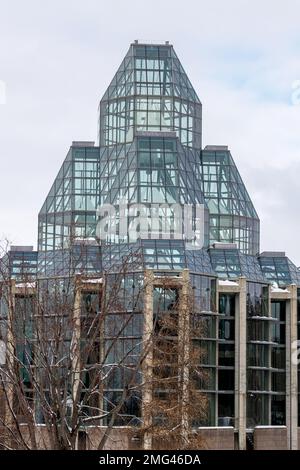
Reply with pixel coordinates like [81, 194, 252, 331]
[38, 42, 260, 275]
[99, 43, 202, 149]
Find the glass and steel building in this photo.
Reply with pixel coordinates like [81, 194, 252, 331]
[0, 246, 37, 281]
[1, 41, 299, 450]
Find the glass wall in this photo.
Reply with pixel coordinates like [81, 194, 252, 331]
[97, 135, 209, 246]
[0, 248, 37, 281]
[297, 289, 300, 427]
[38, 145, 101, 275]
[99, 44, 202, 149]
[189, 274, 217, 425]
[218, 293, 235, 426]
[103, 272, 143, 426]
[270, 301, 286, 425]
[200, 149, 260, 255]
[259, 254, 300, 287]
[246, 282, 286, 427]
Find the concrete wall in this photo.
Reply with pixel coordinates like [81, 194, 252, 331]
[196, 427, 235, 450]
[0, 425, 235, 450]
[254, 426, 288, 450]
[86, 426, 235, 450]
[2, 424, 299, 450]
[86, 427, 140, 450]
[0, 424, 52, 449]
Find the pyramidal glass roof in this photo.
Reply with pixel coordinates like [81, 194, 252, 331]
[101, 43, 201, 103]
[258, 252, 300, 287]
[200, 146, 260, 255]
[99, 42, 202, 150]
[38, 41, 299, 278]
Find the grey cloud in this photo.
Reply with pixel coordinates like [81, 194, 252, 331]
[0, 0, 299, 263]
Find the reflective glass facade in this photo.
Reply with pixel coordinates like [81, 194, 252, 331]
[38, 143, 101, 275]
[209, 247, 265, 282]
[99, 44, 202, 149]
[0, 246, 37, 281]
[2, 42, 299, 445]
[37, 42, 264, 276]
[200, 147, 259, 255]
[247, 283, 286, 427]
[259, 252, 300, 287]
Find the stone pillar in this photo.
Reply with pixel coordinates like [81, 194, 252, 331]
[178, 269, 190, 446]
[72, 278, 82, 408]
[142, 270, 154, 450]
[99, 274, 106, 426]
[286, 284, 298, 450]
[5, 280, 16, 445]
[235, 277, 247, 450]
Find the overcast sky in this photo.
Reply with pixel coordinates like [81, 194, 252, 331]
[0, 0, 300, 264]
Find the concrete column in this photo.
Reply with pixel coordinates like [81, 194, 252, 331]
[267, 286, 272, 425]
[99, 274, 106, 425]
[72, 278, 82, 408]
[178, 269, 190, 446]
[215, 285, 219, 426]
[142, 269, 154, 450]
[235, 277, 247, 450]
[5, 280, 16, 445]
[286, 284, 298, 450]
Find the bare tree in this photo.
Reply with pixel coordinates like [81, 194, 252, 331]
[0, 242, 208, 450]
[0, 243, 148, 450]
[138, 274, 208, 450]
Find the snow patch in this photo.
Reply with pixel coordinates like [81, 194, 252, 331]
[271, 287, 290, 293]
[0, 340, 6, 365]
[218, 279, 239, 287]
[81, 278, 103, 284]
[15, 281, 36, 289]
